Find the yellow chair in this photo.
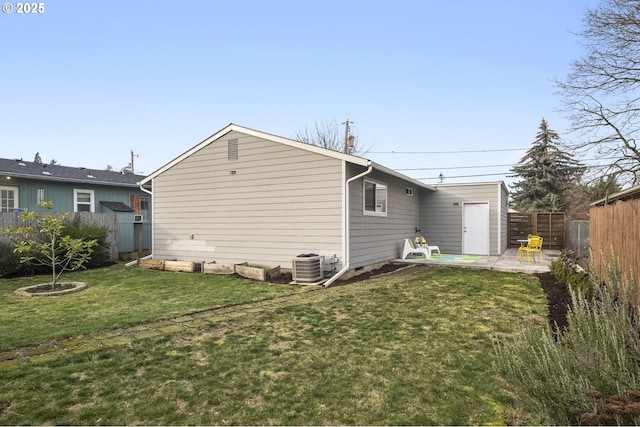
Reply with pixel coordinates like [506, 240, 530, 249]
[417, 235, 441, 256]
[519, 236, 543, 264]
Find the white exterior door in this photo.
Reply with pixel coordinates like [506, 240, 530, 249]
[463, 202, 490, 255]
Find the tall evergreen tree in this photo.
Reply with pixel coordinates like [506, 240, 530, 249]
[510, 119, 584, 212]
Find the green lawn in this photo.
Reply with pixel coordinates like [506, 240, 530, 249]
[0, 265, 547, 425]
[0, 263, 312, 350]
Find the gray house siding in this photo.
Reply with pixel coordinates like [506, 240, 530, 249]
[348, 165, 423, 268]
[151, 130, 345, 268]
[421, 182, 507, 256]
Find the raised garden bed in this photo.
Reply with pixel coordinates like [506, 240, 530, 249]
[138, 259, 166, 270]
[138, 259, 279, 280]
[164, 260, 202, 273]
[235, 263, 281, 281]
[203, 262, 235, 275]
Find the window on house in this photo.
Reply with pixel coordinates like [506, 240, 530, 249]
[405, 187, 414, 196]
[0, 186, 18, 212]
[37, 188, 45, 204]
[73, 189, 94, 212]
[228, 139, 238, 160]
[364, 180, 387, 215]
[140, 195, 150, 218]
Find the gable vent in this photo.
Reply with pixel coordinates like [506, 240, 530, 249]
[228, 139, 238, 161]
[292, 254, 323, 283]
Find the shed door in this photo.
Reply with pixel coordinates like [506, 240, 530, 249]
[463, 203, 490, 255]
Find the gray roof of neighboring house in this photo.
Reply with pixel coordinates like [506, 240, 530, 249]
[591, 184, 640, 206]
[99, 201, 135, 212]
[0, 158, 147, 188]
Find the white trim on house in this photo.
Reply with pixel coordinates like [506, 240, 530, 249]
[73, 188, 95, 212]
[363, 178, 388, 217]
[0, 185, 19, 211]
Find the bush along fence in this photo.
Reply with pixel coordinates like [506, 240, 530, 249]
[494, 254, 640, 425]
[0, 211, 118, 273]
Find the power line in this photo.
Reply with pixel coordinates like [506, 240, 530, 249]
[369, 148, 529, 154]
[396, 157, 619, 172]
[417, 172, 513, 180]
[398, 163, 513, 171]
[413, 162, 619, 181]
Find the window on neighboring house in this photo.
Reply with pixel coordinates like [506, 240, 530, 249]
[363, 180, 387, 215]
[37, 188, 45, 204]
[73, 189, 94, 212]
[140, 195, 150, 218]
[0, 186, 18, 212]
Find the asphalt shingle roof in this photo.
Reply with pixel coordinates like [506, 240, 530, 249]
[99, 201, 135, 212]
[0, 158, 147, 187]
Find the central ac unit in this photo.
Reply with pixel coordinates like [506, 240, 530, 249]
[292, 254, 323, 283]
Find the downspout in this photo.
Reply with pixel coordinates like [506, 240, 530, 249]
[137, 180, 153, 260]
[324, 162, 373, 288]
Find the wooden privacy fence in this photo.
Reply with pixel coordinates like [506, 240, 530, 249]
[589, 199, 640, 298]
[508, 212, 565, 250]
[0, 212, 119, 262]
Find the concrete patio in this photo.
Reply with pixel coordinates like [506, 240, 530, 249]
[395, 248, 561, 274]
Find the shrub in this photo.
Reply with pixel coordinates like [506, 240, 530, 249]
[494, 259, 640, 425]
[62, 215, 111, 267]
[550, 248, 593, 298]
[0, 241, 48, 276]
[0, 241, 22, 277]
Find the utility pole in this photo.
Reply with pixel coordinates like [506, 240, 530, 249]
[130, 149, 139, 174]
[342, 119, 353, 154]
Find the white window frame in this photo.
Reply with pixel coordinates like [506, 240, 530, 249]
[0, 185, 19, 212]
[73, 189, 95, 212]
[37, 188, 45, 204]
[363, 179, 388, 216]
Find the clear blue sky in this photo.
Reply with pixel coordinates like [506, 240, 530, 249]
[1, 0, 598, 187]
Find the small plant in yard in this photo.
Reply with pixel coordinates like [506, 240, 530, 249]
[549, 248, 592, 298]
[494, 254, 640, 425]
[3, 201, 98, 289]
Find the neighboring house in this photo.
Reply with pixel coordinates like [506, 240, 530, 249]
[139, 123, 509, 282]
[0, 158, 152, 256]
[591, 183, 640, 206]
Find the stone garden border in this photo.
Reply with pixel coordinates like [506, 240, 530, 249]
[14, 282, 87, 297]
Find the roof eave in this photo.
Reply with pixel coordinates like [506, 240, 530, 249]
[372, 162, 436, 191]
[1, 171, 141, 187]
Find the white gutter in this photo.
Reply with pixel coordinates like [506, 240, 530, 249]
[137, 181, 152, 197]
[323, 163, 373, 288]
[137, 180, 154, 260]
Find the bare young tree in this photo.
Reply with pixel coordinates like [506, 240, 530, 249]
[557, 0, 640, 186]
[295, 119, 367, 156]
